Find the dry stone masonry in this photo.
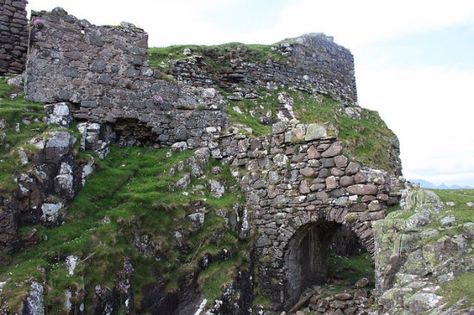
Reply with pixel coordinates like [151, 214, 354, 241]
[171, 33, 357, 106]
[0, 0, 28, 75]
[0, 7, 415, 314]
[217, 122, 399, 309]
[26, 8, 226, 149]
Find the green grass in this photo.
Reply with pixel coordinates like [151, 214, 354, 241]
[291, 90, 399, 174]
[227, 87, 399, 173]
[226, 89, 280, 136]
[197, 252, 247, 304]
[0, 77, 52, 193]
[439, 272, 474, 309]
[432, 189, 474, 222]
[148, 42, 286, 73]
[0, 146, 247, 313]
[328, 252, 374, 286]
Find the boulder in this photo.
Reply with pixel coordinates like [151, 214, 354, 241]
[305, 123, 327, 141]
[209, 180, 225, 198]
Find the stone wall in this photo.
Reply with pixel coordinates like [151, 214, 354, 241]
[171, 33, 357, 107]
[0, 0, 29, 75]
[216, 122, 400, 309]
[24, 8, 359, 152]
[25, 8, 226, 149]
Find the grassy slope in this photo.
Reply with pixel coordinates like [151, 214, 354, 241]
[435, 189, 474, 309]
[0, 145, 247, 313]
[432, 189, 474, 308]
[0, 77, 51, 193]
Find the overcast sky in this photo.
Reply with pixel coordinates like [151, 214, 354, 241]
[27, 0, 474, 186]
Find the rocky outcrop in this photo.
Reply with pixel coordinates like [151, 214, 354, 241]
[373, 187, 474, 314]
[0, 129, 92, 261]
[0, 0, 28, 75]
[0, 99, 95, 264]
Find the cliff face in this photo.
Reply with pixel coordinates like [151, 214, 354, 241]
[0, 7, 429, 315]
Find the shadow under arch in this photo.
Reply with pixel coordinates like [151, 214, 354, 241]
[284, 219, 367, 308]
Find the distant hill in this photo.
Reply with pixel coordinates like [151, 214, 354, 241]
[411, 179, 473, 190]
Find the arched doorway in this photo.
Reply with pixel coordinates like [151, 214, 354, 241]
[284, 220, 368, 308]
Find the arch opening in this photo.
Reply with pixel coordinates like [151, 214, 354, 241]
[284, 220, 370, 308]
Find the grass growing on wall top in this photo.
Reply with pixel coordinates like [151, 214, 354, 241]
[290, 90, 398, 174]
[148, 42, 286, 72]
[226, 89, 280, 136]
[0, 145, 247, 313]
[226, 87, 399, 174]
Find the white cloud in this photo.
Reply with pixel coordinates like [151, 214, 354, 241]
[28, 0, 237, 45]
[357, 64, 474, 185]
[229, 0, 474, 48]
[28, 0, 474, 47]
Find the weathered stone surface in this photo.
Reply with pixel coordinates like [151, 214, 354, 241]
[326, 176, 338, 190]
[194, 148, 211, 166]
[307, 145, 320, 159]
[373, 187, 474, 315]
[345, 161, 360, 175]
[334, 292, 352, 301]
[340, 176, 354, 187]
[25, 9, 226, 149]
[331, 167, 345, 176]
[305, 123, 327, 141]
[0, 8, 405, 314]
[209, 179, 225, 198]
[24, 282, 44, 315]
[346, 184, 377, 195]
[175, 173, 191, 189]
[354, 172, 367, 184]
[299, 180, 311, 194]
[321, 142, 343, 157]
[334, 155, 348, 168]
[300, 167, 316, 177]
[41, 202, 64, 224]
[187, 212, 205, 231]
[45, 103, 73, 127]
[273, 153, 289, 167]
[439, 215, 456, 227]
[355, 278, 369, 288]
[368, 200, 381, 211]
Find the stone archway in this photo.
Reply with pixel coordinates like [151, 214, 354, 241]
[283, 219, 368, 308]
